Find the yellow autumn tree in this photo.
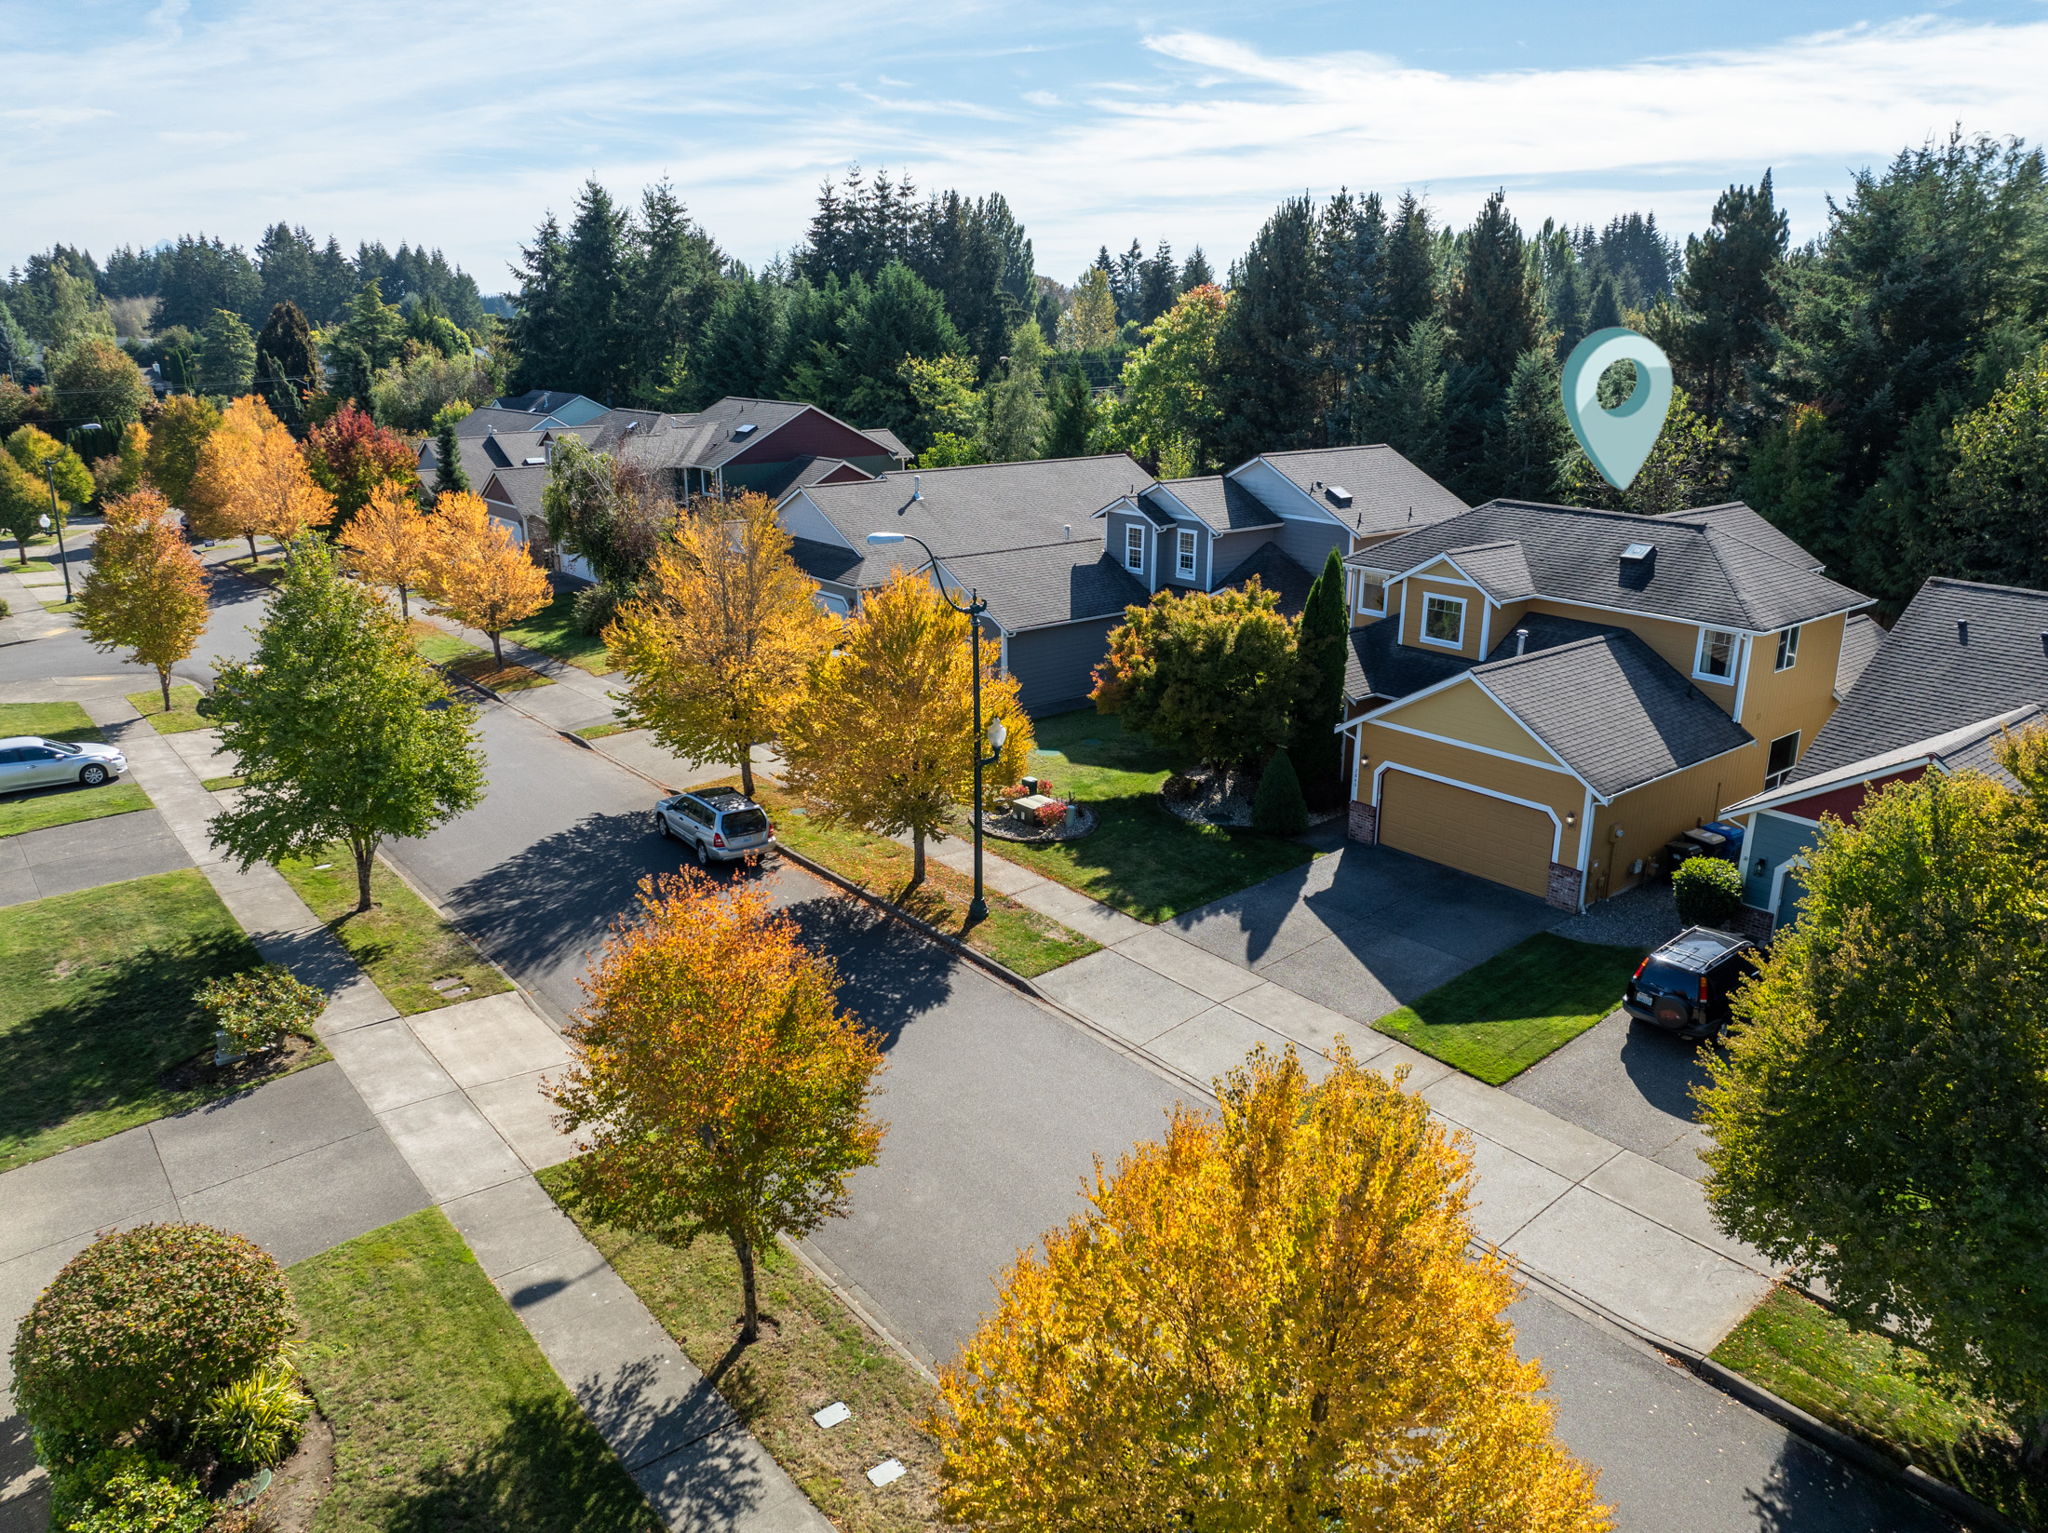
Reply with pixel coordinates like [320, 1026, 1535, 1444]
[185, 395, 335, 559]
[936, 1045, 1612, 1533]
[781, 571, 1032, 888]
[73, 488, 210, 711]
[608, 493, 836, 795]
[547, 870, 886, 1343]
[422, 489, 550, 667]
[340, 480, 433, 618]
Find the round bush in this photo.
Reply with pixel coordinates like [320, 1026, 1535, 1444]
[11, 1224, 293, 1442]
[1251, 749, 1309, 836]
[197, 966, 325, 1054]
[572, 582, 619, 636]
[49, 1447, 208, 1533]
[1672, 854, 1744, 929]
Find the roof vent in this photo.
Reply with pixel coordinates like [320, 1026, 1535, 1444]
[1325, 484, 1354, 509]
[1063, 524, 1072, 541]
[625, 420, 639, 433]
[1957, 619, 1970, 644]
[911, 474, 923, 502]
[1620, 541, 1656, 580]
[522, 456, 546, 466]
[733, 422, 758, 438]
[1514, 627, 1530, 656]
[485, 423, 496, 435]
[2040, 630, 2047, 658]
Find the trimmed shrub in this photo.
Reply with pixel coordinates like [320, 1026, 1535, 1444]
[1673, 855, 1744, 928]
[49, 1448, 208, 1533]
[1033, 800, 1067, 829]
[571, 581, 620, 636]
[1251, 749, 1309, 836]
[196, 966, 325, 1055]
[192, 1356, 310, 1468]
[10, 1224, 294, 1442]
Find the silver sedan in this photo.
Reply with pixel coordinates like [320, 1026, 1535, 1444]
[0, 735, 129, 793]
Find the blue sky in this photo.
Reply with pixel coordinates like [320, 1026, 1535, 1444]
[4, 0, 2047, 293]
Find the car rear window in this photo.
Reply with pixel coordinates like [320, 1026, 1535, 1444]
[721, 808, 769, 836]
[1637, 961, 1694, 993]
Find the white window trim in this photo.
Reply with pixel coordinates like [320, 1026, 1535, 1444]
[1775, 625, 1801, 671]
[1418, 593, 1467, 650]
[1764, 730, 1802, 789]
[1353, 572, 1386, 617]
[1122, 523, 1145, 574]
[1174, 527, 1198, 579]
[1693, 626, 1741, 683]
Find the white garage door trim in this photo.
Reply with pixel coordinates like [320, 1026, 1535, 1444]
[1371, 762, 1564, 863]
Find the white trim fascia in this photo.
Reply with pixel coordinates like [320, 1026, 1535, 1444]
[1575, 786, 1596, 874]
[1367, 717, 1577, 775]
[1225, 456, 1348, 525]
[1386, 550, 1496, 599]
[1732, 633, 1753, 722]
[1610, 736, 1757, 800]
[1693, 625, 1744, 686]
[1722, 753, 1947, 818]
[1757, 806, 1824, 829]
[1120, 521, 1147, 580]
[1417, 591, 1469, 650]
[1372, 761, 1564, 862]
[1173, 526, 1200, 580]
[778, 489, 860, 552]
[1358, 667, 1483, 722]
[1466, 678, 1596, 788]
[1089, 495, 1139, 521]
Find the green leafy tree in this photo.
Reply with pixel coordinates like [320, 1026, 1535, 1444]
[982, 320, 1050, 463]
[541, 434, 674, 594]
[1700, 733, 2048, 1468]
[47, 336, 153, 427]
[195, 307, 257, 395]
[1671, 855, 1742, 927]
[903, 353, 984, 459]
[207, 539, 484, 912]
[1092, 582, 1299, 769]
[1935, 344, 2048, 590]
[1559, 386, 1730, 517]
[1291, 548, 1350, 807]
[1055, 265, 1119, 354]
[838, 263, 969, 448]
[5, 425, 93, 558]
[0, 448, 48, 564]
[1104, 284, 1228, 472]
[327, 279, 409, 402]
[0, 295, 39, 383]
[143, 394, 220, 508]
[693, 271, 788, 403]
[75, 489, 209, 710]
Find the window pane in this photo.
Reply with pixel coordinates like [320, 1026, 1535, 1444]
[1776, 626, 1800, 669]
[1424, 596, 1462, 644]
[1700, 629, 1736, 678]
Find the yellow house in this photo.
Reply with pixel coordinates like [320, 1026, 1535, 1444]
[1336, 500, 1872, 909]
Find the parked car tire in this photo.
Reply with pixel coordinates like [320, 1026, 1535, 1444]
[694, 837, 709, 866]
[655, 814, 673, 841]
[79, 763, 109, 787]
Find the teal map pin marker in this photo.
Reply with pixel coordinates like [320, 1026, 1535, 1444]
[1561, 327, 1673, 491]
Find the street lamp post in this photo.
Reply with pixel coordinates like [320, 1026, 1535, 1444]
[867, 530, 1007, 925]
[38, 469, 73, 604]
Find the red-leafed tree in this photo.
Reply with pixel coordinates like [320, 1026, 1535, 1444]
[304, 403, 418, 521]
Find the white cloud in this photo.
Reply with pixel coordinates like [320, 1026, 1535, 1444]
[2, 6, 2045, 286]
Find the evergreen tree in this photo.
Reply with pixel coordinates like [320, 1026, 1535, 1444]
[1317, 190, 1390, 444]
[630, 179, 724, 408]
[1485, 349, 1572, 502]
[695, 272, 788, 403]
[560, 179, 634, 404]
[1664, 174, 1790, 432]
[328, 280, 408, 403]
[1366, 318, 1450, 481]
[1210, 196, 1324, 464]
[1043, 361, 1099, 458]
[432, 414, 469, 496]
[1444, 191, 1545, 499]
[1291, 548, 1350, 808]
[984, 321, 1051, 463]
[255, 300, 319, 413]
[509, 213, 571, 391]
[837, 263, 968, 447]
[0, 297, 41, 384]
[254, 223, 319, 320]
[1381, 194, 1440, 361]
[1114, 240, 1145, 324]
[1178, 246, 1215, 293]
[195, 308, 257, 395]
[1136, 241, 1178, 325]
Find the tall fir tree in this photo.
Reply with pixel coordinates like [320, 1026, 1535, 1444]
[1485, 348, 1573, 502]
[1178, 247, 1215, 291]
[1662, 173, 1789, 433]
[695, 272, 788, 403]
[1317, 190, 1391, 444]
[1210, 196, 1324, 464]
[1043, 361, 1099, 458]
[509, 213, 571, 390]
[1444, 190, 1545, 500]
[630, 179, 724, 408]
[1380, 194, 1440, 365]
[1367, 318, 1451, 482]
[559, 179, 634, 404]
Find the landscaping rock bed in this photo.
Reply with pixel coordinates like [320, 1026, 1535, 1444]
[1161, 767, 1256, 829]
[979, 803, 1097, 843]
[1554, 881, 1681, 950]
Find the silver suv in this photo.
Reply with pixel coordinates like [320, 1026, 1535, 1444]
[0, 735, 128, 793]
[653, 787, 775, 864]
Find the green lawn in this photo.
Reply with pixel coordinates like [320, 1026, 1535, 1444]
[0, 701, 155, 839]
[742, 780, 1099, 979]
[126, 683, 211, 733]
[39, 596, 80, 613]
[0, 558, 55, 572]
[409, 621, 483, 666]
[0, 869, 299, 1172]
[1712, 1287, 2041, 1527]
[447, 654, 555, 692]
[202, 774, 248, 792]
[990, 712, 1316, 923]
[277, 847, 511, 1014]
[502, 591, 611, 674]
[291, 1208, 659, 1533]
[576, 722, 632, 741]
[540, 1166, 941, 1532]
[1371, 932, 1642, 1084]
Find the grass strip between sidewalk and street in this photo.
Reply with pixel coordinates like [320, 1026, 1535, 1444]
[721, 778, 1099, 979]
[538, 1163, 944, 1533]
[277, 846, 512, 1014]
[502, 590, 611, 674]
[0, 868, 326, 1172]
[1371, 932, 1644, 1085]
[1711, 1286, 2042, 1527]
[202, 774, 248, 792]
[125, 682, 212, 733]
[576, 722, 633, 740]
[410, 621, 555, 691]
[989, 712, 1316, 923]
[291, 1207, 661, 1533]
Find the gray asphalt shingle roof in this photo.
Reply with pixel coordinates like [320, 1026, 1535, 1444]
[931, 540, 1150, 631]
[1218, 543, 1315, 614]
[1793, 577, 2048, 781]
[1150, 476, 1282, 531]
[1249, 444, 1469, 536]
[1343, 610, 1612, 704]
[1472, 632, 1754, 798]
[454, 406, 564, 438]
[1835, 613, 1883, 698]
[1351, 499, 1866, 632]
[1444, 540, 1536, 602]
[1670, 502, 1824, 571]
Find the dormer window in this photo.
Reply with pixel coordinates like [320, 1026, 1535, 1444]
[1695, 627, 1739, 681]
[1175, 528, 1198, 579]
[1123, 524, 1145, 573]
[1355, 573, 1386, 615]
[1421, 593, 1466, 649]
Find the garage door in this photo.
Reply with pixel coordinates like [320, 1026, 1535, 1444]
[1378, 771, 1556, 898]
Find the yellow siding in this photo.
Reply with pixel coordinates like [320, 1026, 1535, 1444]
[1586, 747, 1759, 900]
[1379, 679, 1556, 763]
[1400, 575, 1488, 659]
[1380, 773, 1556, 897]
[1356, 724, 1584, 836]
[1737, 614, 1846, 769]
[1521, 598, 1738, 712]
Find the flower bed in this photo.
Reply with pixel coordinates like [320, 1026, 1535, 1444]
[979, 802, 1097, 843]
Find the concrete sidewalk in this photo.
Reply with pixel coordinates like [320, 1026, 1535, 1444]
[920, 831, 1779, 1356]
[41, 691, 831, 1533]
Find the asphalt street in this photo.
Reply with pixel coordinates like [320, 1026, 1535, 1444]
[376, 688, 1957, 1533]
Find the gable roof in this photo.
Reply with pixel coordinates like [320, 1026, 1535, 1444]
[1728, 703, 2048, 817]
[454, 406, 566, 438]
[1345, 609, 1608, 705]
[495, 389, 608, 424]
[1668, 502, 1823, 571]
[1149, 476, 1282, 532]
[859, 426, 911, 461]
[1440, 541, 1536, 603]
[478, 465, 547, 521]
[1217, 542, 1315, 614]
[1792, 577, 2048, 782]
[1350, 499, 1866, 632]
[422, 430, 550, 494]
[1240, 445, 1468, 536]
[789, 455, 1148, 585]
[929, 540, 1150, 631]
